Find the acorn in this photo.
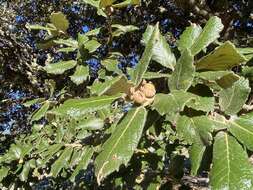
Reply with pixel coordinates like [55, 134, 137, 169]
[132, 91, 146, 104]
[141, 82, 156, 98]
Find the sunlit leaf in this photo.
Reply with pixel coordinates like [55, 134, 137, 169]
[142, 25, 176, 70]
[0, 167, 9, 181]
[19, 162, 30, 181]
[50, 94, 122, 117]
[177, 23, 202, 52]
[132, 23, 160, 85]
[210, 132, 253, 190]
[152, 91, 195, 122]
[70, 65, 89, 85]
[50, 12, 69, 32]
[31, 101, 50, 122]
[112, 0, 140, 8]
[219, 77, 250, 115]
[76, 118, 104, 130]
[190, 16, 224, 55]
[84, 40, 101, 53]
[229, 112, 253, 151]
[168, 49, 194, 91]
[95, 107, 147, 184]
[44, 60, 77, 75]
[51, 147, 73, 177]
[23, 98, 46, 107]
[111, 24, 139, 37]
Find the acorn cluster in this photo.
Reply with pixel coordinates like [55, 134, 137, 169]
[128, 80, 156, 105]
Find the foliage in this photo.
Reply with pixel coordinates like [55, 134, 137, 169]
[1, 2, 253, 189]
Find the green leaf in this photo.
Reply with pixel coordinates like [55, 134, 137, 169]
[190, 16, 224, 55]
[9, 144, 22, 159]
[0, 167, 9, 181]
[23, 98, 46, 107]
[77, 118, 104, 130]
[142, 25, 176, 70]
[132, 24, 159, 85]
[219, 77, 250, 115]
[26, 24, 56, 32]
[51, 147, 73, 177]
[176, 115, 214, 145]
[95, 107, 147, 184]
[31, 101, 50, 122]
[70, 147, 94, 182]
[176, 115, 198, 144]
[189, 140, 206, 175]
[210, 132, 253, 190]
[82, 0, 107, 17]
[237, 47, 253, 61]
[50, 12, 69, 32]
[186, 95, 215, 112]
[53, 38, 78, 48]
[196, 41, 247, 71]
[19, 162, 30, 182]
[111, 24, 138, 37]
[89, 76, 133, 96]
[100, 0, 115, 8]
[101, 58, 122, 74]
[168, 49, 194, 91]
[111, 24, 139, 37]
[70, 65, 89, 85]
[177, 24, 202, 52]
[152, 91, 194, 122]
[44, 60, 77, 75]
[229, 112, 253, 151]
[195, 71, 239, 90]
[84, 40, 101, 53]
[50, 94, 121, 117]
[112, 0, 140, 8]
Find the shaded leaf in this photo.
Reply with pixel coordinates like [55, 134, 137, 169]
[89, 76, 133, 96]
[196, 41, 247, 71]
[70, 147, 94, 182]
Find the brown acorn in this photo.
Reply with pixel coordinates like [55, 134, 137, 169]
[141, 82, 156, 98]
